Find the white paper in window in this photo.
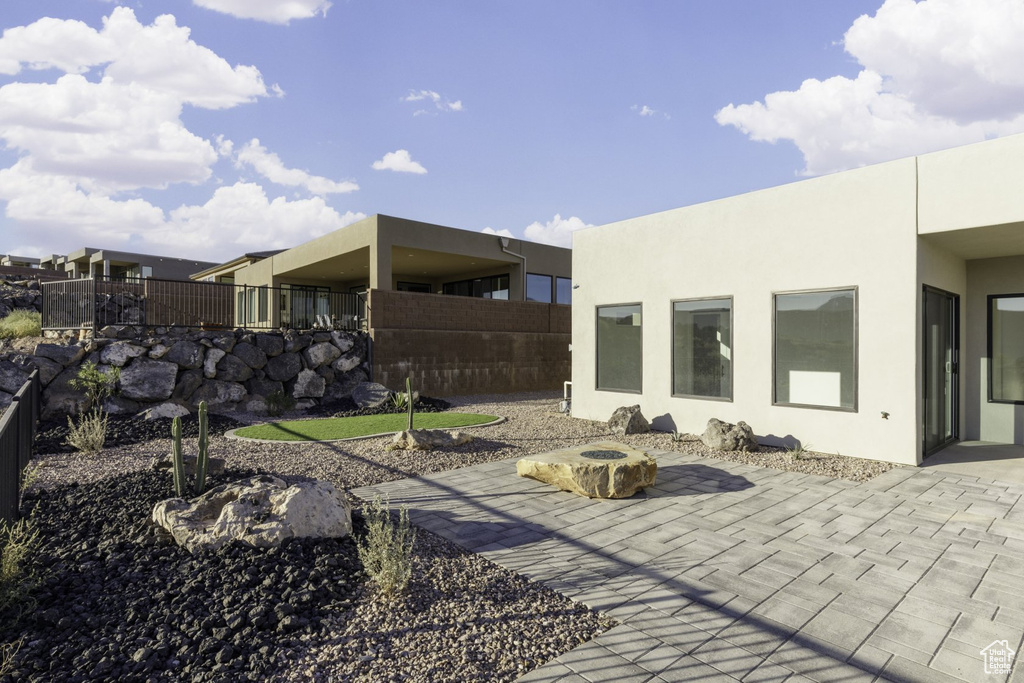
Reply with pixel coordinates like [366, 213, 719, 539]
[789, 371, 841, 407]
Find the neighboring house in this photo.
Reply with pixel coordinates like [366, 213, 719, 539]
[572, 132, 1024, 466]
[208, 214, 571, 305]
[198, 214, 573, 396]
[191, 250, 285, 284]
[40, 248, 217, 281]
[0, 255, 40, 268]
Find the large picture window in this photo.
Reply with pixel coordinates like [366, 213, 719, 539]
[774, 288, 856, 410]
[556, 277, 572, 305]
[673, 298, 732, 400]
[597, 304, 642, 392]
[526, 273, 553, 303]
[989, 294, 1024, 403]
[442, 274, 509, 299]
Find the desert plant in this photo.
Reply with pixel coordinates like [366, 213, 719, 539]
[356, 495, 416, 599]
[65, 408, 108, 454]
[194, 401, 209, 495]
[265, 390, 295, 417]
[390, 391, 409, 412]
[69, 361, 120, 412]
[671, 430, 685, 442]
[0, 638, 22, 678]
[787, 443, 813, 460]
[171, 416, 186, 498]
[0, 310, 40, 339]
[0, 517, 40, 619]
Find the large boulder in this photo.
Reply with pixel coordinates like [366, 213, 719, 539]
[215, 354, 253, 383]
[255, 333, 285, 357]
[246, 377, 284, 398]
[140, 402, 190, 420]
[608, 405, 650, 436]
[700, 418, 759, 452]
[323, 368, 367, 403]
[352, 381, 390, 409]
[332, 352, 361, 374]
[517, 442, 657, 499]
[331, 331, 355, 353]
[151, 475, 352, 553]
[26, 356, 63, 386]
[291, 369, 325, 399]
[99, 341, 147, 367]
[172, 370, 204, 401]
[0, 360, 30, 395]
[119, 358, 178, 401]
[33, 343, 85, 367]
[388, 429, 474, 451]
[165, 341, 204, 370]
[303, 342, 341, 370]
[203, 348, 226, 379]
[232, 342, 267, 370]
[190, 380, 246, 407]
[265, 352, 302, 382]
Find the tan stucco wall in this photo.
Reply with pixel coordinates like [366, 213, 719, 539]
[964, 255, 1024, 443]
[572, 158, 921, 465]
[919, 133, 1024, 235]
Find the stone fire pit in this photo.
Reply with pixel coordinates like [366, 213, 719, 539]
[516, 441, 657, 499]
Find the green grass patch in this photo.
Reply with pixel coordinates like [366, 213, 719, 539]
[0, 310, 41, 339]
[233, 412, 500, 442]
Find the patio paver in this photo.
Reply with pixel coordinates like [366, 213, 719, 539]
[352, 449, 1024, 682]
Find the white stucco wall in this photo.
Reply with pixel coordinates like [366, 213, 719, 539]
[572, 158, 921, 465]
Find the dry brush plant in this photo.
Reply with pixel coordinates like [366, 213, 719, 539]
[65, 362, 120, 454]
[355, 495, 416, 599]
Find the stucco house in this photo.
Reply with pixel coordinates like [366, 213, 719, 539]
[39, 248, 217, 281]
[571, 132, 1024, 466]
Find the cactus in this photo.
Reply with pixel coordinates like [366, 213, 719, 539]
[171, 416, 186, 497]
[194, 401, 209, 496]
[406, 375, 414, 431]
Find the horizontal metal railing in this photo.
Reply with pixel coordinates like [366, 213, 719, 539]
[42, 276, 365, 332]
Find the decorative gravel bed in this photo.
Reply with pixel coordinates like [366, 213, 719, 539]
[13, 391, 902, 681]
[4, 468, 613, 682]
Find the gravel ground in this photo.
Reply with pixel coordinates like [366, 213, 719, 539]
[31, 391, 902, 495]
[16, 391, 902, 682]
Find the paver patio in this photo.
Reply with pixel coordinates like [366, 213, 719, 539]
[352, 449, 1024, 682]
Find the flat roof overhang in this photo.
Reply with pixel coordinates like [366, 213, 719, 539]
[921, 221, 1024, 260]
[274, 245, 515, 283]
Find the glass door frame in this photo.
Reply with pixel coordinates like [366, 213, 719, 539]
[922, 285, 960, 457]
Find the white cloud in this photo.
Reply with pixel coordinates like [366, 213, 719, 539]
[523, 214, 592, 248]
[715, 0, 1024, 175]
[236, 138, 358, 196]
[192, 0, 332, 24]
[0, 17, 116, 75]
[631, 104, 670, 120]
[0, 166, 364, 260]
[481, 227, 514, 239]
[403, 89, 463, 115]
[372, 149, 427, 174]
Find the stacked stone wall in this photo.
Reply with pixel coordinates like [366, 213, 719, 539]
[0, 326, 370, 418]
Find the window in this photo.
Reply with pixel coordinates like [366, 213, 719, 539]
[397, 281, 432, 293]
[596, 304, 642, 392]
[673, 298, 732, 400]
[774, 288, 856, 410]
[989, 294, 1024, 403]
[443, 274, 510, 300]
[526, 273, 553, 302]
[556, 277, 572, 305]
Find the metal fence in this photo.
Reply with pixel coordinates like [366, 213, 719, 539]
[41, 276, 365, 332]
[0, 370, 40, 524]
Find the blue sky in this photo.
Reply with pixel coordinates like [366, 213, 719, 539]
[2, 0, 1023, 262]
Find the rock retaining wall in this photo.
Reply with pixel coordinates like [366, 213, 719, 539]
[0, 276, 42, 318]
[0, 326, 369, 418]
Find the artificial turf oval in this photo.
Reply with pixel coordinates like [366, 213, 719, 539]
[232, 412, 500, 442]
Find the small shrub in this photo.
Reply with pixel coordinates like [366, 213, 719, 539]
[69, 362, 119, 411]
[65, 408, 108, 454]
[787, 443, 813, 460]
[0, 311, 40, 339]
[671, 430, 685, 442]
[356, 495, 416, 599]
[390, 391, 409, 412]
[265, 390, 295, 417]
[0, 638, 22, 678]
[0, 517, 40, 618]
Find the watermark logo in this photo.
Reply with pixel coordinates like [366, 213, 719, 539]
[981, 640, 1015, 675]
